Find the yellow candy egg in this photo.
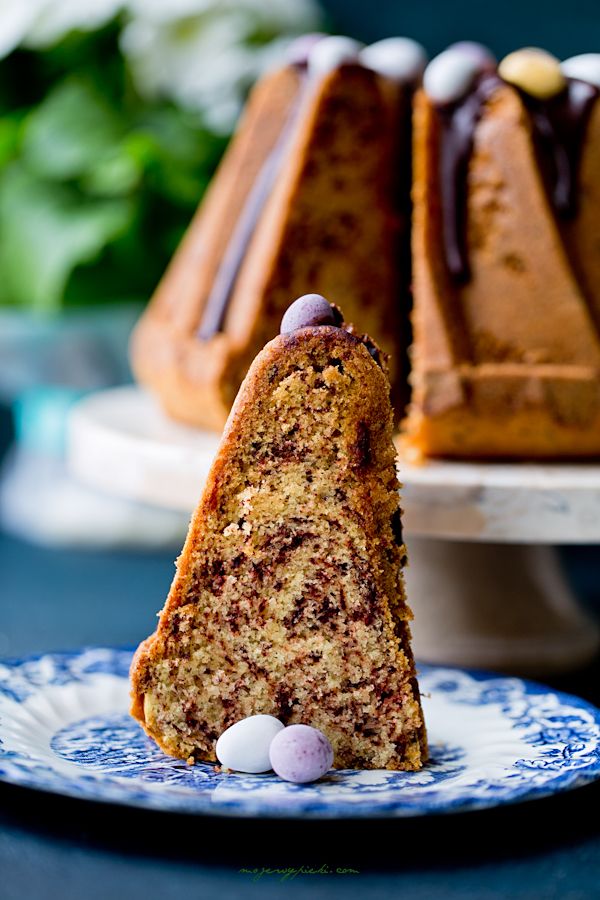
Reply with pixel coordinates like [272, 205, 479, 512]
[499, 48, 566, 99]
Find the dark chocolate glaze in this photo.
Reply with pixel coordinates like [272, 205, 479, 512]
[196, 35, 337, 341]
[436, 73, 500, 282]
[197, 74, 308, 340]
[344, 326, 384, 369]
[390, 508, 404, 546]
[435, 74, 598, 282]
[362, 337, 383, 368]
[520, 78, 598, 219]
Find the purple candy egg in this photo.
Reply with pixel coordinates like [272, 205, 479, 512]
[286, 33, 327, 67]
[280, 294, 343, 334]
[448, 41, 497, 71]
[269, 724, 334, 783]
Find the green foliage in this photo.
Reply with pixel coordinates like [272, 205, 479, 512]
[0, 22, 228, 313]
[0, 163, 133, 312]
[22, 78, 123, 181]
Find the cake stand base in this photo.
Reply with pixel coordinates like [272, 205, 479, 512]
[406, 539, 600, 676]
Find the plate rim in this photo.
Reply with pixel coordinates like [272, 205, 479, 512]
[1, 646, 599, 820]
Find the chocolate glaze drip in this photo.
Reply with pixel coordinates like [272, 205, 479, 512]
[520, 78, 598, 219]
[437, 73, 500, 282]
[197, 75, 308, 340]
[436, 74, 598, 282]
[362, 337, 383, 368]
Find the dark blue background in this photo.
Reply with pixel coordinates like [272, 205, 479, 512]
[323, 0, 599, 59]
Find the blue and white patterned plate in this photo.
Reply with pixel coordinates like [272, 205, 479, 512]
[0, 647, 599, 819]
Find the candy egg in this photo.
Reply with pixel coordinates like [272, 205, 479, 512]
[216, 715, 284, 773]
[447, 41, 496, 71]
[360, 37, 428, 84]
[269, 724, 334, 783]
[561, 53, 600, 90]
[498, 48, 566, 99]
[286, 33, 327, 68]
[280, 294, 342, 333]
[308, 35, 364, 78]
[423, 49, 482, 104]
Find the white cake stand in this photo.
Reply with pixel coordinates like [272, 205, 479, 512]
[68, 386, 600, 676]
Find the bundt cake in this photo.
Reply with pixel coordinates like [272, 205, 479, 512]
[130, 295, 427, 771]
[403, 45, 600, 458]
[131, 35, 426, 431]
[132, 33, 600, 460]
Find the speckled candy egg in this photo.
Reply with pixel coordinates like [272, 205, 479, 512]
[280, 294, 342, 333]
[561, 54, 600, 90]
[308, 35, 364, 78]
[423, 48, 483, 105]
[269, 724, 334, 783]
[360, 37, 428, 84]
[447, 41, 496, 72]
[216, 715, 284, 773]
[499, 48, 566, 100]
[286, 33, 327, 68]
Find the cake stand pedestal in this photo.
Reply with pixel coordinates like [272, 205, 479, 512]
[68, 386, 600, 676]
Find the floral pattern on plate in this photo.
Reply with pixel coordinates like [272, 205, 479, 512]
[0, 647, 599, 818]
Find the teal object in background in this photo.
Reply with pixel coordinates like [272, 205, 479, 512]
[321, 0, 599, 57]
[0, 304, 140, 454]
[12, 387, 86, 457]
[0, 305, 140, 402]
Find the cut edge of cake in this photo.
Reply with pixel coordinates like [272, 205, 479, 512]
[130, 300, 427, 771]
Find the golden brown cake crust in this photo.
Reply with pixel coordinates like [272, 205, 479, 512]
[130, 325, 427, 770]
[131, 64, 404, 431]
[404, 85, 600, 459]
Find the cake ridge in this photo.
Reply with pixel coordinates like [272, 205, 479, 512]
[196, 76, 309, 340]
[404, 45, 600, 458]
[131, 37, 600, 459]
[130, 45, 410, 430]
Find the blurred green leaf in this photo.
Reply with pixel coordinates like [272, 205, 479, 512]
[22, 77, 123, 180]
[0, 116, 21, 166]
[32, 23, 127, 110]
[0, 164, 133, 312]
[82, 147, 142, 197]
[127, 107, 227, 205]
[0, 25, 230, 312]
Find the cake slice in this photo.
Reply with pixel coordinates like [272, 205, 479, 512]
[130, 295, 427, 771]
[130, 35, 409, 431]
[403, 45, 600, 459]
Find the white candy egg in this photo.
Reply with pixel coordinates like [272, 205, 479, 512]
[216, 714, 284, 773]
[360, 37, 428, 84]
[561, 54, 600, 89]
[423, 49, 481, 104]
[308, 35, 364, 78]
